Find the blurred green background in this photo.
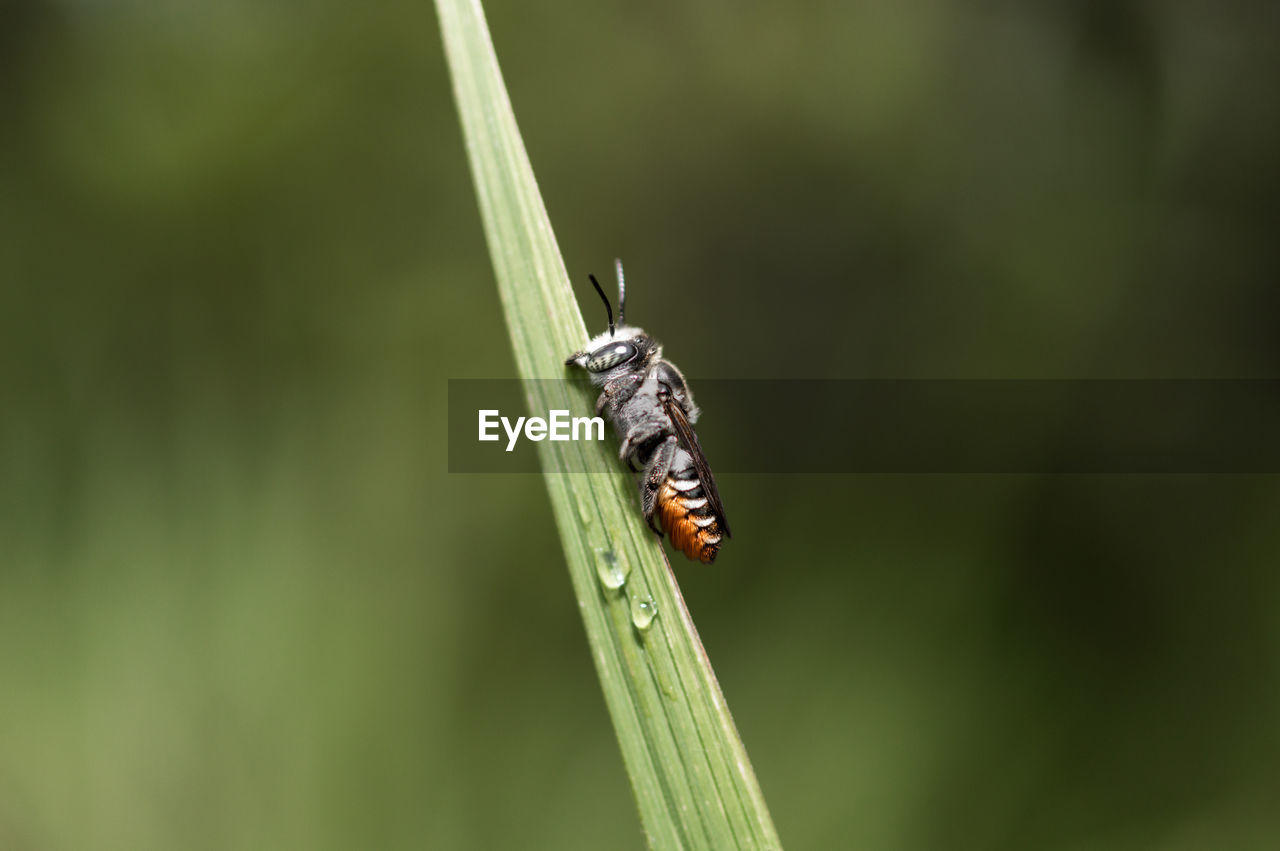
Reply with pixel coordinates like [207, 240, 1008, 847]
[4, 1, 1279, 848]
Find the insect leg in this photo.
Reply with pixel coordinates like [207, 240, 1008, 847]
[597, 373, 645, 416]
[618, 420, 667, 463]
[640, 436, 678, 534]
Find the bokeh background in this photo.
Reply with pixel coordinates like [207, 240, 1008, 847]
[4, 1, 1279, 848]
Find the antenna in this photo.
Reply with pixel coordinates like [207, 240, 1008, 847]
[615, 258, 627, 326]
[589, 274, 615, 337]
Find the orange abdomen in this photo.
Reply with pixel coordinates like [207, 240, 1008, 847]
[656, 480, 724, 564]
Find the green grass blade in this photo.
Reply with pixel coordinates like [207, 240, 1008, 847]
[434, 1, 782, 847]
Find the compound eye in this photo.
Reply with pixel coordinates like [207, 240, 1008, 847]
[586, 342, 637, 372]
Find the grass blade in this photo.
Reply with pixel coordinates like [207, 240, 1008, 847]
[435, 1, 782, 847]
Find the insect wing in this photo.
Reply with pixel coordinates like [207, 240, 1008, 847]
[663, 396, 731, 538]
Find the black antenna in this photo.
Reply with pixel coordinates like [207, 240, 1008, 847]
[589, 273, 615, 336]
[615, 258, 627, 326]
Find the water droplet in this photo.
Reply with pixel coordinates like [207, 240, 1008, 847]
[594, 549, 629, 590]
[630, 594, 657, 631]
[575, 496, 594, 526]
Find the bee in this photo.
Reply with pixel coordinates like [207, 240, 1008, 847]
[565, 260, 731, 563]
